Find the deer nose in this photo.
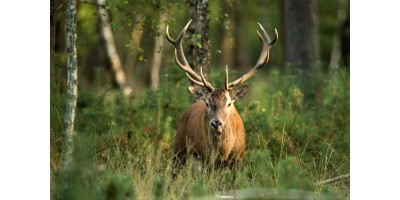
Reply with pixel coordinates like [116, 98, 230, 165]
[211, 120, 223, 129]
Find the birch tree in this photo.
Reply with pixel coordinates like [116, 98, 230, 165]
[97, 0, 133, 95]
[150, 11, 168, 90]
[64, 0, 78, 171]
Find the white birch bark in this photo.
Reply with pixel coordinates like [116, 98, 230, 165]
[64, 0, 78, 171]
[97, 0, 132, 95]
[150, 11, 168, 90]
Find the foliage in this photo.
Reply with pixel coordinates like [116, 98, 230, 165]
[51, 64, 350, 199]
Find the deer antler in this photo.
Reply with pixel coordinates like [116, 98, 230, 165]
[166, 20, 215, 91]
[226, 23, 278, 89]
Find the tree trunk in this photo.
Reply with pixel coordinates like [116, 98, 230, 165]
[64, 0, 78, 171]
[282, 0, 319, 78]
[232, 1, 250, 71]
[221, 28, 233, 69]
[150, 11, 168, 90]
[97, 0, 132, 95]
[329, 1, 348, 80]
[125, 13, 146, 87]
[221, 1, 233, 69]
[188, 0, 211, 80]
[340, 9, 350, 70]
[51, 0, 63, 60]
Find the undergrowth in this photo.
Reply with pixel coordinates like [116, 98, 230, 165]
[50, 65, 350, 199]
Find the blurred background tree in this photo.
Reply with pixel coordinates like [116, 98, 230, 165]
[282, 0, 319, 80]
[97, 0, 133, 95]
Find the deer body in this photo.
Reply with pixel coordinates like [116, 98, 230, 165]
[166, 20, 277, 178]
[174, 98, 246, 170]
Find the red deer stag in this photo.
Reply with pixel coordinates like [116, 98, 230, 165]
[166, 20, 277, 178]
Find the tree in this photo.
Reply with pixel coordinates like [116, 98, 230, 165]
[232, 1, 250, 71]
[50, 0, 63, 62]
[220, 18, 233, 70]
[150, 10, 168, 90]
[329, 0, 349, 79]
[187, 0, 211, 80]
[97, 0, 133, 95]
[64, 0, 78, 171]
[125, 13, 146, 87]
[282, 0, 319, 78]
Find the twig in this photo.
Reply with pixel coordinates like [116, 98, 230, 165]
[315, 173, 350, 186]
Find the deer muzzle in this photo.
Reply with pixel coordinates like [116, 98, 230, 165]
[211, 119, 224, 133]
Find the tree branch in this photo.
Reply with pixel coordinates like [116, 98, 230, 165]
[315, 173, 350, 186]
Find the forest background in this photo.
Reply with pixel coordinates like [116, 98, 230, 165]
[4, 0, 400, 199]
[51, 0, 351, 199]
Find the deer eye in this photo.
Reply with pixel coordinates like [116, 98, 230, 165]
[228, 103, 232, 107]
[205, 102, 209, 107]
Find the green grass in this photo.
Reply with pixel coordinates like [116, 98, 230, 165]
[50, 65, 350, 199]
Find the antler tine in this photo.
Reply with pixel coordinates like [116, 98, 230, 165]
[185, 68, 214, 91]
[167, 20, 215, 90]
[227, 23, 278, 89]
[186, 73, 204, 86]
[166, 19, 192, 48]
[173, 49, 192, 73]
[166, 19, 203, 82]
[224, 65, 229, 90]
[200, 67, 214, 91]
[256, 23, 278, 45]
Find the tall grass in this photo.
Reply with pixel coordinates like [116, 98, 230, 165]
[50, 64, 349, 199]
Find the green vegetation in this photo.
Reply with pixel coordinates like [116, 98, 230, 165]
[51, 64, 349, 199]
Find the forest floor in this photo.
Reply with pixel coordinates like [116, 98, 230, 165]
[51, 66, 350, 199]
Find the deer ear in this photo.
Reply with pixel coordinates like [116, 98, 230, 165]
[188, 86, 206, 100]
[232, 85, 249, 100]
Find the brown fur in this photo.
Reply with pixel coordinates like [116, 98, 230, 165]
[172, 88, 247, 178]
